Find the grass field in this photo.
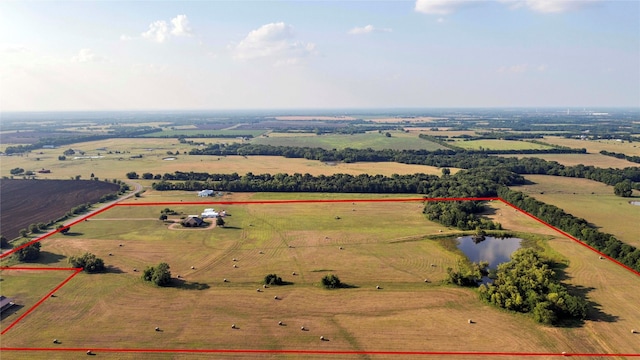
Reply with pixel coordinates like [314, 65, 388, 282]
[252, 131, 447, 151]
[453, 139, 553, 151]
[513, 175, 640, 247]
[1, 137, 456, 180]
[1, 193, 638, 358]
[543, 136, 640, 156]
[142, 130, 266, 138]
[497, 153, 638, 168]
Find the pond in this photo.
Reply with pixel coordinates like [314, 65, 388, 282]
[456, 236, 522, 269]
[630, 201, 640, 206]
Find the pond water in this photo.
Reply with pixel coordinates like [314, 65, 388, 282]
[456, 236, 522, 269]
[630, 201, 640, 206]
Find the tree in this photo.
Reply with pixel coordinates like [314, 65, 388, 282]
[142, 262, 172, 286]
[69, 253, 105, 273]
[159, 214, 168, 221]
[63, 149, 75, 156]
[126, 171, 139, 179]
[18, 229, 28, 237]
[58, 155, 66, 161]
[0, 235, 10, 249]
[28, 223, 40, 234]
[321, 274, 342, 289]
[385, 132, 391, 138]
[14, 242, 41, 262]
[10, 167, 24, 175]
[57, 225, 70, 234]
[614, 180, 633, 197]
[216, 217, 225, 227]
[441, 168, 451, 176]
[264, 273, 284, 285]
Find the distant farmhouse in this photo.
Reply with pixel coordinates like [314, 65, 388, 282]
[198, 189, 214, 197]
[0, 296, 16, 314]
[181, 216, 205, 228]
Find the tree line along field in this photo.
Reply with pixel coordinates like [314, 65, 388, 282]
[1, 192, 639, 358]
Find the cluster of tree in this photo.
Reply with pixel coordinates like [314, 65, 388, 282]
[478, 248, 587, 325]
[445, 260, 489, 286]
[614, 180, 634, 197]
[423, 201, 502, 231]
[14, 242, 41, 262]
[497, 188, 640, 272]
[600, 150, 640, 164]
[321, 274, 342, 289]
[142, 263, 172, 286]
[264, 273, 284, 285]
[185, 143, 638, 189]
[151, 168, 522, 198]
[69, 252, 105, 273]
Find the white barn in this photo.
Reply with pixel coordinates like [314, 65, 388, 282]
[198, 189, 214, 197]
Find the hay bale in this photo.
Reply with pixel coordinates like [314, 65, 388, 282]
[632, 329, 637, 334]
[86, 350, 92, 355]
[223, 278, 228, 282]
[431, 264, 436, 267]
[233, 264, 237, 268]
[292, 272, 296, 275]
[53, 339, 59, 344]
[155, 327, 160, 331]
[424, 279, 429, 283]
[376, 285, 380, 289]
[339, 246, 343, 250]
[119, 244, 123, 247]
[320, 336, 325, 341]
[108, 253, 113, 256]
[278, 321, 283, 326]
[231, 324, 236, 329]
[274, 296, 278, 300]
[468, 319, 473, 324]
[300, 326, 305, 331]
[263, 284, 268, 288]
[233, 258, 237, 261]
[599, 256, 604, 260]
[257, 288, 261, 292]
[177, 275, 181, 279]
[191, 266, 195, 269]
[133, 268, 137, 272]
[259, 251, 264, 254]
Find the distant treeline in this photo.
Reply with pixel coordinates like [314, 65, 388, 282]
[3, 127, 160, 155]
[187, 143, 640, 188]
[600, 150, 640, 164]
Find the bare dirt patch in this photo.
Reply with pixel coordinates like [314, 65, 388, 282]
[0, 179, 120, 240]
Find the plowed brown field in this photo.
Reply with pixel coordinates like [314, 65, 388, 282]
[0, 179, 120, 240]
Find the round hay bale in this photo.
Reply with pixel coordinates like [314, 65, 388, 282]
[292, 272, 296, 275]
[632, 329, 637, 334]
[376, 285, 380, 289]
[424, 279, 429, 283]
[339, 246, 343, 250]
[259, 251, 264, 254]
[119, 244, 123, 247]
[278, 321, 283, 326]
[231, 324, 236, 329]
[599, 256, 604, 260]
[320, 336, 325, 341]
[300, 326, 305, 331]
[263, 284, 268, 288]
[274, 296, 278, 300]
[133, 268, 137, 272]
[233, 264, 237, 268]
[223, 278, 228, 282]
[233, 258, 237, 261]
[108, 253, 113, 256]
[431, 264, 436, 267]
[53, 339, 58, 344]
[468, 319, 473, 324]
[87, 350, 92, 355]
[177, 275, 181, 279]
[191, 266, 195, 269]
[155, 327, 160, 331]
[257, 288, 261, 292]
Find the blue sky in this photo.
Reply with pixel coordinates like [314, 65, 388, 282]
[1, 0, 638, 111]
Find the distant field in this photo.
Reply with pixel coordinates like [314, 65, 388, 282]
[2, 194, 637, 357]
[543, 136, 640, 156]
[142, 130, 265, 138]
[514, 175, 640, 247]
[0, 137, 457, 181]
[497, 153, 638, 168]
[453, 139, 552, 151]
[252, 131, 447, 151]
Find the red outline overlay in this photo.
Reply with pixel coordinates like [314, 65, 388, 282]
[1, 197, 638, 357]
[0, 267, 82, 335]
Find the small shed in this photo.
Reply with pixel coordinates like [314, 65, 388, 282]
[0, 296, 16, 313]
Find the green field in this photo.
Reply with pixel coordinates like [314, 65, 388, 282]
[1, 193, 639, 358]
[142, 130, 266, 138]
[253, 131, 447, 151]
[453, 139, 553, 151]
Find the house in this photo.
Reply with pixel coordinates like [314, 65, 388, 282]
[182, 216, 205, 228]
[0, 296, 15, 313]
[198, 189, 214, 197]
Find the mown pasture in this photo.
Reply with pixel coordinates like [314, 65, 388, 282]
[543, 136, 640, 156]
[514, 175, 640, 247]
[452, 139, 552, 151]
[1, 192, 638, 358]
[252, 131, 447, 151]
[0, 138, 456, 181]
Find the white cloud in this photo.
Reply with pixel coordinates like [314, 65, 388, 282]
[141, 20, 170, 43]
[233, 22, 316, 64]
[498, 63, 528, 73]
[348, 25, 392, 35]
[170, 14, 192, 37]
[523, 0, 600, 13]
[127, 15, 193, 43]
[414, 0, 476, 15]
[71, 48, 104, 63]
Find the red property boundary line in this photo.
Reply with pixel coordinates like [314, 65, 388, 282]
[0, 267, 82, 335]
[1, 196, 638, 358]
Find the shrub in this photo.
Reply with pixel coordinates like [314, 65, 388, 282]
[321, 274, 342, 289]
[69, 253, 105, 273]
[264, 273, 283, 286]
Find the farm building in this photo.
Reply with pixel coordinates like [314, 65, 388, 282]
[201, 208, 219, 218]
[182, 216, 205, 228]
[198, 189, 214, 197]
[0, 296, 15, 313]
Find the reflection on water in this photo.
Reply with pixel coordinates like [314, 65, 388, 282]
[630, 201, 640, 206]
[456, 236, 522, 269]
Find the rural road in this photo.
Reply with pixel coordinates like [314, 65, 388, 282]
[1, 180, 144, 256]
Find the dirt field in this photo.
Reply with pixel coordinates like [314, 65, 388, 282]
[1, 195, 638, 358]
[0, 179, 120, 240]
